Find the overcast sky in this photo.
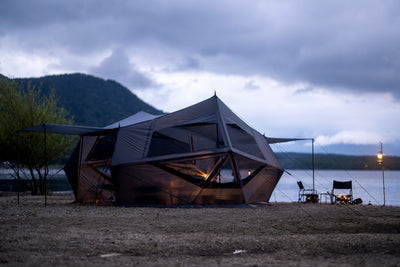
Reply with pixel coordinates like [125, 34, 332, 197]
[1, 0, 399, 155]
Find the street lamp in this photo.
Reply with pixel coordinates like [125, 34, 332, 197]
[377, 150, 383, 164]
[377, 142, 385, 206]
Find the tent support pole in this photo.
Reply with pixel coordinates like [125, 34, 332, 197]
[44, 124, 48, 207]
[17, 131, 20, 205]
[76, 136, 84, 202]
[312, 138, 315, 193]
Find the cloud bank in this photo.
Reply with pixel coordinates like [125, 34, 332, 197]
[1, 0, 399, 154]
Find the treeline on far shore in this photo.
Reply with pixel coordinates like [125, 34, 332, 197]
[275, 153, 400, 170]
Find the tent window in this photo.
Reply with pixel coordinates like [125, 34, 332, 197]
[164, 157, 217, 182]
[86, 135, 116, 161]
[156, 155, 241, 188]
[226, 124, 264, 159]
[147, 131, 191, 157]
[201, 158, 240, 188]
[233, 154, 266, 185]
[94, 164, 112, 178]
[147, 123, 224, 157]
[177, 123, 224, 150]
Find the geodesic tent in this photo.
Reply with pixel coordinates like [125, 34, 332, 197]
[110, 95, 283, 205]
[22, 95, 284, 205]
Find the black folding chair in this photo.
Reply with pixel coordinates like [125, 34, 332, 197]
[331, 180, 353, 204]
[297, 181, 316, 202]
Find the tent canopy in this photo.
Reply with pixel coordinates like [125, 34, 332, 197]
[20, 112, 310, 145]
[110, 95, 283, 170]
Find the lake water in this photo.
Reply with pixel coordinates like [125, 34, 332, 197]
[0, 168, 72, 192]
[272, 170, 400, 206]
[1, 168, 399, 206]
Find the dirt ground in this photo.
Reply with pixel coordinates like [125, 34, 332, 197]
[0, 193, 399, 266]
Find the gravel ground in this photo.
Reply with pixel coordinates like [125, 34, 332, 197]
[1, 193, 399, 266]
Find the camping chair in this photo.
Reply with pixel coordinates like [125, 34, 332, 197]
[297, 181, 316, 202]
[331, 180, 353, 204]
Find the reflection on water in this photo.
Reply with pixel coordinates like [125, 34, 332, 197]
[272, 170, 400, 206]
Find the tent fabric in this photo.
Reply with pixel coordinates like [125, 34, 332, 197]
[111, 96, 282, 169]
[105, 111, 162, 128]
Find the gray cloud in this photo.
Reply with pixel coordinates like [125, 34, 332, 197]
[91, 49, 156, 89]
[1, 0, 400, 98]
[294, 86, 315, 95]
[244, 80, 260, 91]
[173, 57, 200, 72]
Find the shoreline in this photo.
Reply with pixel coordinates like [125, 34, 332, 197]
[1, 191, 398, 207]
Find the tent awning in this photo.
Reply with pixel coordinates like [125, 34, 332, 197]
[265, 137, 312, 144]
[19, 111, 162, 136]
[19, 123, 116, 136]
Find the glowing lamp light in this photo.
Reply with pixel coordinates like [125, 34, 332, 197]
[203, 174, 208, 178]
[247, 170, 251, 175]
[377, 142, 385, 206]
[377, 150, 383, 164]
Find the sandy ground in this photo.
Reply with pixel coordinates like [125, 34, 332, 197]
[0, 193, 399, 266]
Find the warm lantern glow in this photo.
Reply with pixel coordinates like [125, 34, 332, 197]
[203, 174, 208, 178]
[336, 194, 350, 203]
[248, 170, 251, 175]
[377, 150, 383, 164]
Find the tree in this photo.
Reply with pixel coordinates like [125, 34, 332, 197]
[0, 77, 75, 195]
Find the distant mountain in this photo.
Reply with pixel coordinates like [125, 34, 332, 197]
[276, 152, 400, 170]
[10, 73, 163, 126]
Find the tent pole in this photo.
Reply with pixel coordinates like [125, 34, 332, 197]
[312, 138, 315, 193]
[380, 142, 385, 207]
[76, 136, 84, 201]
[17, 131, 20, 205]
[44, 124, 47, 207]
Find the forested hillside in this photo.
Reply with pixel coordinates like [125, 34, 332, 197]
[12, 73, 163, 126]
[276, 152, 400, 170]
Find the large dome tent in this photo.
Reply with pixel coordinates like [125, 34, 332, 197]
[21, 95, 285, 206]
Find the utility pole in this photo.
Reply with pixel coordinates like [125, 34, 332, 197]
[377, 142, 385, 206]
